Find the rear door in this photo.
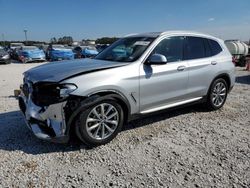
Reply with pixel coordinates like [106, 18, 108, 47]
[184, 36, 220, 98]
[139, 36, 189, 113]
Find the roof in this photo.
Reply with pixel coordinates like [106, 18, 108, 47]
[125, 30, 218, 40]
[125, 32, 162, 38]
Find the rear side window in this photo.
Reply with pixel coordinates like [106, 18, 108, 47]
[208, 39, 222, 56]
[184, 37, 206, 60]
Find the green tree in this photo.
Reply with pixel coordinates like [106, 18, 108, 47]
[58, 36, 73, 45]
[95, 37, 119, 44]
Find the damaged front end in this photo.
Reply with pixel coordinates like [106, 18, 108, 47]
[18, 79, 77, 143]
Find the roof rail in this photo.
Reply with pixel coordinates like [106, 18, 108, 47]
[124, 33, 138, 37]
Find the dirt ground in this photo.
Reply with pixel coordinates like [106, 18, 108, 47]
[0, 62, 249, 187]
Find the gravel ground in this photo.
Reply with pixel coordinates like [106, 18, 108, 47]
[0, 62, 249, 187]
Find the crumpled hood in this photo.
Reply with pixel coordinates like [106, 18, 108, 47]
[24, 58, 127, 83]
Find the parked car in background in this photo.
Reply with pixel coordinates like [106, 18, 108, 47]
[82, 46, 98, 58]
[73, 46, 98, 58]
[19, 31, 235, 146]
[38, 44, 49, 58]
[18, 46, 46, 63]
[47, 44, 74, 61]
[10, 48, 21, 60]
[0, 48, 10, 64]
[9, 43, 24, 60]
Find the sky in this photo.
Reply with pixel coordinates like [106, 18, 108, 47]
[0, 0, 250, 42]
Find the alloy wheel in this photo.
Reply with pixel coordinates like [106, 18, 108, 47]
[212, 82, 227, 107]
[86, 103, 119, 140]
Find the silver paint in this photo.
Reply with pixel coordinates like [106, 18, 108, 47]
[20, 31, 235, 143]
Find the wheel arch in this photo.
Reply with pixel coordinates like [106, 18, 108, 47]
[207, 73, 231, 96]
[214, 73, 231, 89]
[65, 90, 131, 137]
[87, 90, 131, 122]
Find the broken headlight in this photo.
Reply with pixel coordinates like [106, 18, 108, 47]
[32, 82, 77, 106]
[58, 84, 78, 98]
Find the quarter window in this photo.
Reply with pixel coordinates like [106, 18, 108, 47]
[208, 39, 222, 56]
[152, 36, 184, 62]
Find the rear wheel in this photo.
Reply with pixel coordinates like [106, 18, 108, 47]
[75, 98, 124, 146]
[206, 78, 228, 110]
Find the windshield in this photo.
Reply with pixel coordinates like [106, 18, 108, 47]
[52, 45, 65, 49]
[95, 37, 155, 62]
[22, 46, 38, 50]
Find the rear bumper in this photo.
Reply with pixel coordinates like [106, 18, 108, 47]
[18, 94, 69, 143]
[51, 55, 74, 61]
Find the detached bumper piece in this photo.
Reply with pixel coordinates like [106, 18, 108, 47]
[18, 96, 69, 143]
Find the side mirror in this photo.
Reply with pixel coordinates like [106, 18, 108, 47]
[147, 54, 167, 65]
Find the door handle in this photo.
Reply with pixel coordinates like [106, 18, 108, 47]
[177, 66, 186, 71]
[211, 61, 217, 65]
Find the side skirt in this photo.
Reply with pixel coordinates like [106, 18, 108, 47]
[140, 97, 203, 114]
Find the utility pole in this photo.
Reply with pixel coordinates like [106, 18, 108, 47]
[23, 29, 28, 44]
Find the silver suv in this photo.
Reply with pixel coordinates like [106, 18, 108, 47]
[19, 31, 235, 146]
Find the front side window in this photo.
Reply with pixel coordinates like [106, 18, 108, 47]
[95, 37, 155, 62]
[151, 36, 184, 62]
[184, 36, 206, 60]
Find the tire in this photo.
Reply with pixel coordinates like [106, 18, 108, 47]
[206, 78, 228, 110]
[238, 57, 246, 67]
[75, 98, 124, 146]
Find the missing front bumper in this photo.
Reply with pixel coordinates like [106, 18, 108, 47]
[18, 96, 69, 143]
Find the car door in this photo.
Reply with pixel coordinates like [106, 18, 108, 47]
[184, 36, 220, 98]
[139, 36, 189, 113]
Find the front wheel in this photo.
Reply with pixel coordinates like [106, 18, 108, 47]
[75, 99, 124, 146]
[206, 78, 228, 110]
